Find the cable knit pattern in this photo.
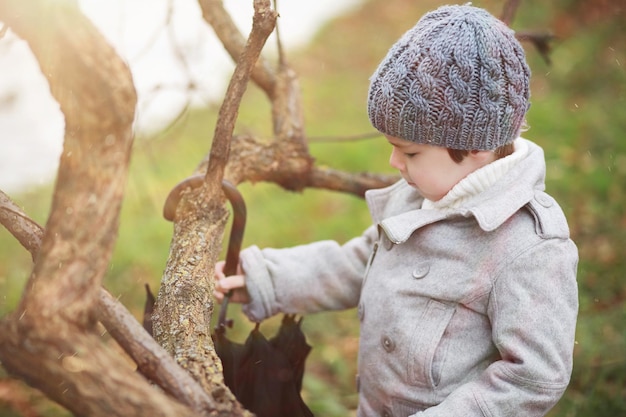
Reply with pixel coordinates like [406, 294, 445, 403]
[422, 138, 529, 209]
[367, 4, 531, 150]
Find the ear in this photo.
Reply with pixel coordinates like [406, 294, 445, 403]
[468, 150, 497, 165]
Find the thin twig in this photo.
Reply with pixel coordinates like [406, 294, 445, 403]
[0, 190, 44, 261]
[516, 31, 554, 65]
[273, 0, 286, 67]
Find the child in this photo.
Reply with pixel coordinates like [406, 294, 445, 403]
[214, 4, 579, 416]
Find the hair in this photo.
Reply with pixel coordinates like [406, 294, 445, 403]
[447, 142, 516, 164]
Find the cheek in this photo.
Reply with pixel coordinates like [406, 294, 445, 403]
[432, 165, 469, 193]
[408, 162, 458, 197]
[405, 158, 428, 177]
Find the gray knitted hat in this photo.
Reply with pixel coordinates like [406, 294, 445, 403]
[367, 4, 531, 150]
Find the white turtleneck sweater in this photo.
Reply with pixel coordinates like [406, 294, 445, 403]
[421, 138, 528, 210]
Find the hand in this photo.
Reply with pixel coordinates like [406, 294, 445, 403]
[213, 260, 250, 304]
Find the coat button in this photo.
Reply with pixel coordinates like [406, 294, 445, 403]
[381, 335, 396, 352]
[412, 263, 430, 279]
[535, 192, 554, 208]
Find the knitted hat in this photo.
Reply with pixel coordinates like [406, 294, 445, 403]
[367, 4, 531, 150]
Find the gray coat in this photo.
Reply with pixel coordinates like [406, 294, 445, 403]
[239, 139, 579, 417]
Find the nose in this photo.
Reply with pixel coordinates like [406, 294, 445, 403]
[389, 147, 404, 171]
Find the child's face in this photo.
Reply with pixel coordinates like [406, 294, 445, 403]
[386, 135, 496, 202]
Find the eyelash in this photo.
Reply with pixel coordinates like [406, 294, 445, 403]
[404, 152, 418, 158]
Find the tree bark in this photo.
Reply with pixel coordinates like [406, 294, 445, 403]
[151, 1, 276, 416]
[0, 1, 199, 416]
[0, 0, 396, 415]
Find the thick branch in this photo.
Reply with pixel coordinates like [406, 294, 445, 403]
[0, 2, 197, 417]
[0, 217, 201, 412]
[309, 167, 399, 198]
[0, 323, 196, 417]
[97, 289, 224, 415]
[198, 134, 397, 193]
[151, 4, 274, 417]
[0, 0, 136, 322]
[0, 192, 221, 415]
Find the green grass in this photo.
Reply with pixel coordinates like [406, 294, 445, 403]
[1, 0, 625, 415]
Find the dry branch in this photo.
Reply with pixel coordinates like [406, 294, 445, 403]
[0, 1, 201, 416]
[0, 191, 43, 261]
[97, 289, 223, 414]
[0, 190, 226, 415]
[501, 0, 554, 65]
[197, 0, 396, 195]
[199, 0, 276, 97]
[204, 0, 279, 189]
[151, 2, 275, 416]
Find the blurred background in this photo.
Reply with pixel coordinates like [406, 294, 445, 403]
[1, 0, 624, 415]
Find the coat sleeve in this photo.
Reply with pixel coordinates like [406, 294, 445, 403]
[240, 225, 378, 322]
[415, 237, 579, 417]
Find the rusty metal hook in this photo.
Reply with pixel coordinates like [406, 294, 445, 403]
[218, 180, 247, 331]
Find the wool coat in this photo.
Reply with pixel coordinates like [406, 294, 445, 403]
[239, 139, 579, 417]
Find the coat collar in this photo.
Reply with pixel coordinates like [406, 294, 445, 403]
[365, 139, 546, 243]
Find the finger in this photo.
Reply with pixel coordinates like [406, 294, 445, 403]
[213, 275, 242, 298]
[213, 289, 225, 302]
[218, 275, 246, 291]
[214, 260, 226, 279]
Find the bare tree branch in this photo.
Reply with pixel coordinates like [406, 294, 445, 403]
[195, 0, 392, 197]
[151, 3, 275, 416]
[0, 1, 201, 416]
[500, 0, 553, 65]
[97, 289, 221, 414]
[516, 30, 554, 65]
[199, 0, 276, 97]
[309, 167, 399, 198]
[0, 190, 43, 262]
[1, 0, 136, 322]
[204, 0, 278, 190]
[0, 192, 223, 415]
[197, 134, 396, 194]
